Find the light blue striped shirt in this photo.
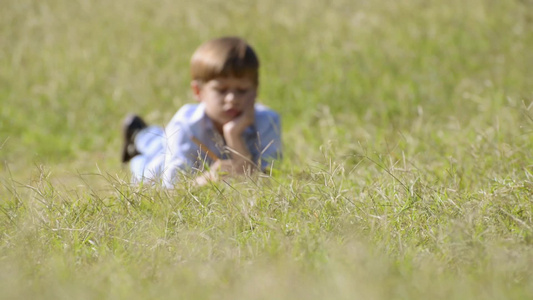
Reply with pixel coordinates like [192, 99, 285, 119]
[130, 103, 282, 186]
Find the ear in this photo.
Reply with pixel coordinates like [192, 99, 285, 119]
[191, 80, 202, 102]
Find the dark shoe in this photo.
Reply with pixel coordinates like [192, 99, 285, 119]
[121, 114, 147, 163]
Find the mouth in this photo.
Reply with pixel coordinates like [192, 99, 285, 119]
[225, 108, 241, 118]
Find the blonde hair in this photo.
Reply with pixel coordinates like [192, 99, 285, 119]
[190, 37, 259, 85]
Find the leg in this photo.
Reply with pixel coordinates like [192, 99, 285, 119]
[129, 125, 166, 183]
[122, 115, 165, 183]
[122, 114, 147, 163]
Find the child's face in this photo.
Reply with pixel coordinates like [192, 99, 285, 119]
[193, 76, 257, 131]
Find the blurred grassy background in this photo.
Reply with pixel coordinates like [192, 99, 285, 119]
[2, 0, 530, 178]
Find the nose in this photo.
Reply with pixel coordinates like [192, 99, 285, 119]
[224, 91, 238, 104]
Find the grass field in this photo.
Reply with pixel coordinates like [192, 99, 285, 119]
[1, 0, 533, 299]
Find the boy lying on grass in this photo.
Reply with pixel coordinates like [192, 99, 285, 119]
[121, 36, 282, 187]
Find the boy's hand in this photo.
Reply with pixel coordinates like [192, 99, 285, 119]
[220, 98, 255, 177]
[222, 98, 255, 137]
[194, 159, 234, 186]
[209, 159, 234, 174]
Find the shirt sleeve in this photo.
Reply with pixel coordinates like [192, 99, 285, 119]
[162, 119, 194, 188]
[254, 109, 282, 171]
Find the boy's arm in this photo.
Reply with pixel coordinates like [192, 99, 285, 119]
[163, 106, 201, 188]
[222, 103, 283, 174]
[223, 128, 254, 173]
[162, 123, 189, 188]
[222, 99, 255, 174]
[193, 134, 252, 186]
[195, 100, 255, 187]
[194, 111, 282, 186]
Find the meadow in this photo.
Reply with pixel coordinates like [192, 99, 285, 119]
[1, 0, 532, 299]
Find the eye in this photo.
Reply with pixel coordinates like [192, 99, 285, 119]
[236, 88, 248, 94]
[215, 88, 228, 94]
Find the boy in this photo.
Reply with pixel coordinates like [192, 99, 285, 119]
[121, 37, 282, 187]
